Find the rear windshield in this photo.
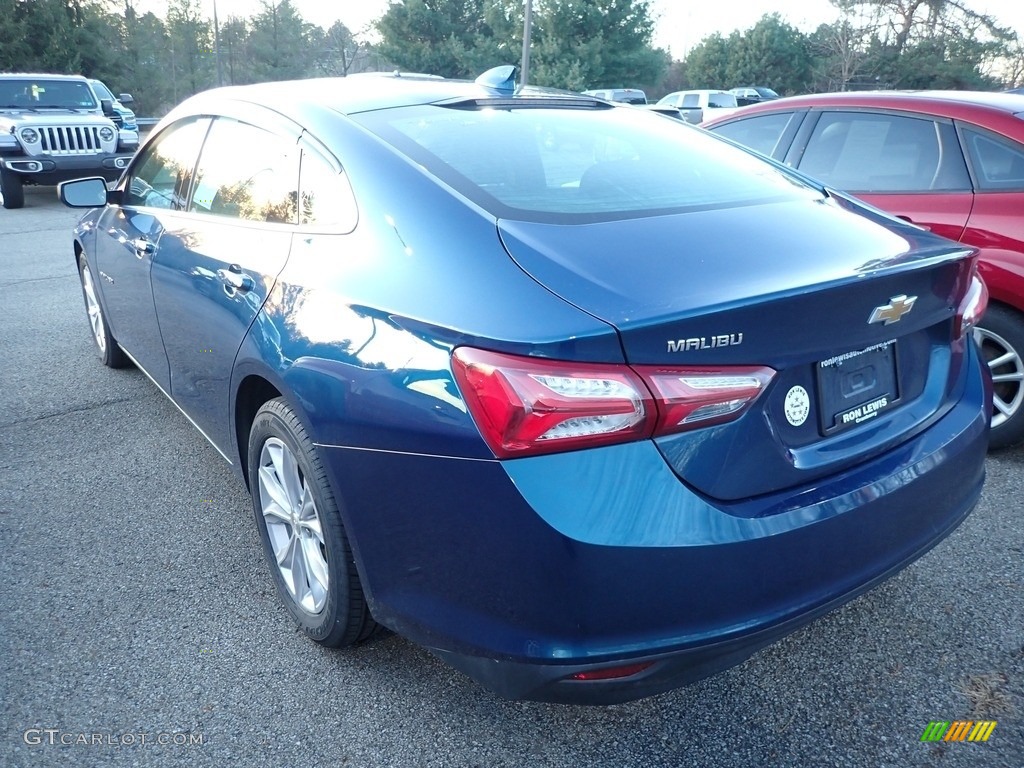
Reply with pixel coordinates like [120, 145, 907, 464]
[614, 91, 647, 105]
[0, 78, 97, 110]
[356, 103, 820, 223]
[708, 93, 738, 108]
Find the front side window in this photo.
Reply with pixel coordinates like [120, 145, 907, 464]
[356, 102, 820, 224]
[189, 118, 299, 223]
[961, 127, 1024, 190]
[798, 111, 969, 192]
[123, 118, 210, 209]
[712, 112, 795, 158]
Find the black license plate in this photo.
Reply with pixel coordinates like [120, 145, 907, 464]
[817, 341, 900, 435]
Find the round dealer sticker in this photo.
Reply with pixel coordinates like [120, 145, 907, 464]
[784, 386, 810, 427]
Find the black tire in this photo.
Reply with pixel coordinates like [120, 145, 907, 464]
[248, 398, 378, 646]
[78, 254, 128, 368]
[1, 167, 25, 209]
[974, 303, 1024, 450]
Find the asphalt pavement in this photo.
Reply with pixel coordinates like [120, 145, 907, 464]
[1, 188, 1021, 767]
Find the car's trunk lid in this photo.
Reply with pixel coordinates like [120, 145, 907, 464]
[498, 196, 976, 500]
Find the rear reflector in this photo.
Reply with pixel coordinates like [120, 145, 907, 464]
[568, 662, 654, 681]
[452, 347, 776, 458]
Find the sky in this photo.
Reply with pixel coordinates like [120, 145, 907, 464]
[166, 0, 1024, 58]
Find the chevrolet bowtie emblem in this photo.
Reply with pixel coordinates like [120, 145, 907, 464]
[869, 295, 917, 325]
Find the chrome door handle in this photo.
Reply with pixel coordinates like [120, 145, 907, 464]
[131, 238, 155, 258]
[217, 266, 254, 293]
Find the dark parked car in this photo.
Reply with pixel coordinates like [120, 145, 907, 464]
[704, 90, 1024, 448]
[60, 71, 991, 704]
[729, 86, 780, 106]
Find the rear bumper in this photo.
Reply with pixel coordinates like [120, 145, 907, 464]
[432, 466, 974, 708]
[317, 342, 990, 704]
[435, 478, 977, 704]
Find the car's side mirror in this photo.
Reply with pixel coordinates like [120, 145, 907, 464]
[100, 98, 115, 115]
[59, 177, 110, 208]
[118, 93, 134, 104]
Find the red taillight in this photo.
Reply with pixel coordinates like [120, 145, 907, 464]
[636, 365, 776, 435]
[451, 348, 655, 458]
[451, 347, 776, 458]
[956, 272, 988, 339]
[568, 662, 654, 681]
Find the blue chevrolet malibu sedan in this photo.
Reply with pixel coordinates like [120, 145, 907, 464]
[59, 69, 992, 704]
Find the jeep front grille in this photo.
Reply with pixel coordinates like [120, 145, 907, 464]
[39, 125, 105, 155]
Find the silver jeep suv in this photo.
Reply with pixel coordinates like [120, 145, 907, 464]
[0, 73, 138, 209]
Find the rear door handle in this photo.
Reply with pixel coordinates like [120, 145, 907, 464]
[217, 265, 254, 294]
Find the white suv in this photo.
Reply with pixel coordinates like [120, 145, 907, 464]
[0, 73, 138, 209]
[657, 90, 741, 125]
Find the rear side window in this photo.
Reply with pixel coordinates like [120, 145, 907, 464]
[357, 103, 819, 223]
[681, 94, 699, 108]
[299, 149, 358, 231]
[798, 111, 970, 193]
[712, 112, 795, 158]
[189, 118, 299, 223]
[961, 127, 1024, 190]
[124, 117, 210, 209]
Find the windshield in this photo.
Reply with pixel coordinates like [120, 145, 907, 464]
[357, 102, 820, 224]
[0, 78, 97, 109]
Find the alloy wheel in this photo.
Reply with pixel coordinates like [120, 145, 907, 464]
[81, 266, 106, 355]
[257, 437, 330, 614]
[974, 325, 1024, 429]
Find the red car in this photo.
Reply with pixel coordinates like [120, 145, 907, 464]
[705, 91, 1024, 448]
